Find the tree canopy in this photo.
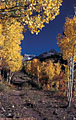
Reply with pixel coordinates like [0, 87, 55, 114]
[0, 0, 63, 34]
[0, 18, 24, 72]
[57, 13, 76, 61]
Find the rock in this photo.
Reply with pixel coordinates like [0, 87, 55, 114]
[43, 118, 48, 120]
[0, 102, 2, 109]
[67, 108, 72, 114]
[73, 117, 76, 120]
[5, 111, 14, 118]
[63, 116, 66, 119]
[11, 72, 30, 87]
[24, 102, 34, 108]
[0, 114, 5, 117]
[53, 110, 57, 115]
[12, 78, 26, 85]
[59, 104, 68, 108]
[9, 90, 25, 96]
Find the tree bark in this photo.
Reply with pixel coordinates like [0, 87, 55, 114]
[8, 72, 13, 84]
[68, 45, 75, 107]
[6, 71, 9, 82]
[68, 57, 72, 107]
[71, 45, 75, 103]
[67, 61, 70, 101]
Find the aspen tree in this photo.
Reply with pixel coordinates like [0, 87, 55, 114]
[1, 18, 24, 83]
[57, 9, 76, 107]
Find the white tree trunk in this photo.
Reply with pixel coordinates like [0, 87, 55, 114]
[7, 72, 9, 82]
[67, 61, 70, 101]
[68, 46, 75, 107]
[68, 57, 72, 107]
[71, 46, 75, 104]
[8, 72, 14, 84]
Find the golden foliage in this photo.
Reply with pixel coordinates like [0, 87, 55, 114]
[24, 59, 61, 90]
[57, 16, 76, 61]
[31, 59, 41, 79]
[25, 61, 32, 75]
[0, 0, 62, 34]
[44, 60, 55, 81]
[54, 62, 61, 75]
[0, 18, 24, 72]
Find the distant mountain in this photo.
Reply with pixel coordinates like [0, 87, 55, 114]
[22, 49, 67, 66]
[38, 49, 57, 58]
[35, 49, 58, 61]
[22, 54, 35, 61]
[49, 49, 58, 54]
[35, 49, 67, 64]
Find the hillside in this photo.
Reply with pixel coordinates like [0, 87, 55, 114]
[35, 49, 67, 64]
[0, 71, 76, 120]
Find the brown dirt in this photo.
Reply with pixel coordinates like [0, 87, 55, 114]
[0, 72, 76, 120]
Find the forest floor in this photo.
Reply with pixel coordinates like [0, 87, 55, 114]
[0, 72, 76, 120]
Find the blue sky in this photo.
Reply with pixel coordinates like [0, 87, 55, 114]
[21, 0, 76, 56]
